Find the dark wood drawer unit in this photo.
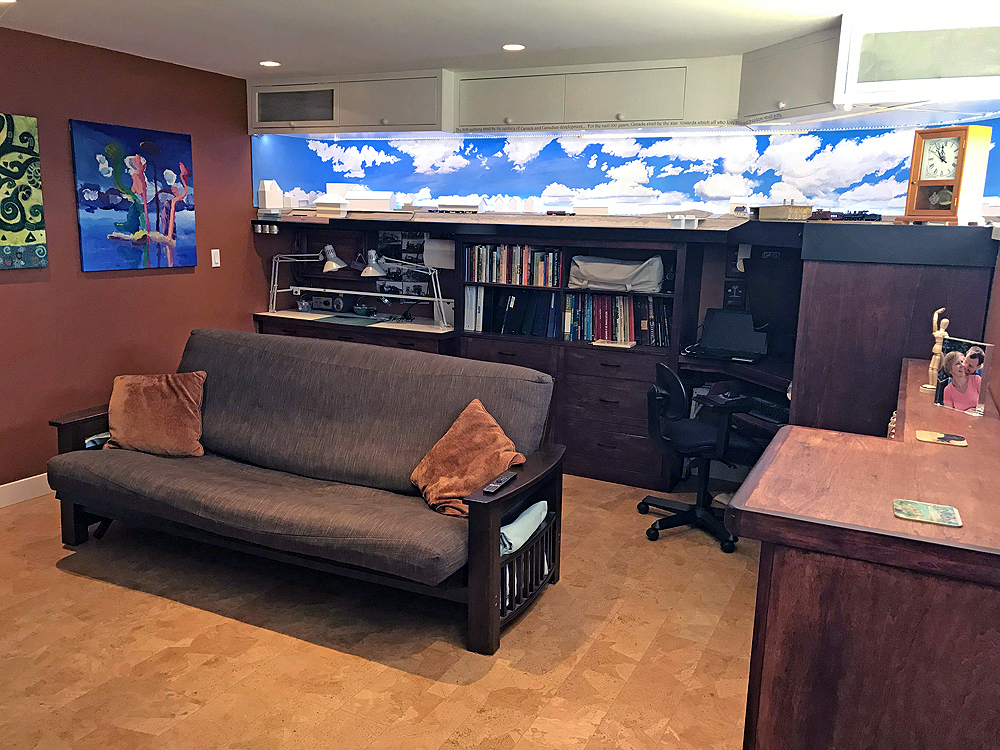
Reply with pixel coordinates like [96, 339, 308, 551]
[255, 314, 456, 355]
[462, 336, 560, 375]
[562, 347, 665, 383]
[559, 374, 648, 430]
[561, 417, 664, 490]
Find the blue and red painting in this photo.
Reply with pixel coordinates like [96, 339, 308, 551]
[70, 120, 195, 272]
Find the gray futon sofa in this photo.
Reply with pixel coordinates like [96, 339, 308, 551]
[47, 328, 564, 654]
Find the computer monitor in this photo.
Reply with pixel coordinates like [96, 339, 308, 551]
[742, 249, 803, 357]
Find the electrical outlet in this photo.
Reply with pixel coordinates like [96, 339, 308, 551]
[211, 248, 221, 267]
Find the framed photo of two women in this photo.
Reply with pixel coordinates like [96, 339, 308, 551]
[934, 338, 994, 416]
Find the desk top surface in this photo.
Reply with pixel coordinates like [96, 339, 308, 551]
[255, 310, 455, 336]
[728, 359, 1000, 584]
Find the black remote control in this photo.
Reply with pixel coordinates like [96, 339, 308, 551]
[482, 470, 517, 494]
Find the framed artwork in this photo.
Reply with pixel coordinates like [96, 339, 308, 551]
[0, 114, 47, 269]
[70, 120, 195, 271]
[933, 337, 994, 417]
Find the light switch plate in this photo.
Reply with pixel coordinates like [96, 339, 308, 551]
[211, 248, 220, 267]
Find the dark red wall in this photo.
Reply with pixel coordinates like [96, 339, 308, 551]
[0, 29, 263, 484]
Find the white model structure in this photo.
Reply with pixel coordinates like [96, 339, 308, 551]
[343, 190, 395, 212]
[314, 191, 350, 218]
[258, 180, 284, 210]
[573, 201, 609, 216]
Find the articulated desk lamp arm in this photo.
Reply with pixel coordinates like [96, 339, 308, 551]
[361, 249, 450, 330]
[268, 244, 346, 312]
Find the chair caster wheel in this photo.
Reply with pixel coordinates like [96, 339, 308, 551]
[721, 540, 736, 553]
[646, 527, 659, 541]
[637, 502, 649, 515]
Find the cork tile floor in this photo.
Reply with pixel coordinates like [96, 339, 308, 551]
[0, 475, 758, 750]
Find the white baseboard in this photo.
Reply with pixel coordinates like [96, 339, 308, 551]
[0, 474, 53, 509]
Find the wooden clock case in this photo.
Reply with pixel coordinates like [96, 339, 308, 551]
[899, 124, 992, 226]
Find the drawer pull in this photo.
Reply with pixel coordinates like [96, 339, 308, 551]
[599, 362, 621, 368]
[596, 442, 618, 449]
[396, 341, 416, 347]
[279, 329, 299, 336]
[497, 351, 517, 357]
[598, 398, 620, 404]
[338, 335, 355, 341]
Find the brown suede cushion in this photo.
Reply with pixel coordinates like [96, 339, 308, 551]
[411, 399, 526, 517]
[105, 372, 207, 457]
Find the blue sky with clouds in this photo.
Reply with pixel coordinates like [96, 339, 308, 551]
[252, 116, 1000, 214]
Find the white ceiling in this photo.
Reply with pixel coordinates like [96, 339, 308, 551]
[0, 0, 852, 79]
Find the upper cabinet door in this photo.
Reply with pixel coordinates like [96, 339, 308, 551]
[564, 68, 686, 124]
[339, 78, 439, 128]
[254, 85, 338, 128]
[739, 32, 839, 118]
[459, 75, 566, 127]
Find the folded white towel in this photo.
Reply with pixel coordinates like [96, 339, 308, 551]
[500, 501, 548, 555]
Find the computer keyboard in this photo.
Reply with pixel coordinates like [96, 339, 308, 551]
[747, 396, 790, 424]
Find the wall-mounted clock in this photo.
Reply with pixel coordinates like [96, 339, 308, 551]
[900, 125, 992, 225]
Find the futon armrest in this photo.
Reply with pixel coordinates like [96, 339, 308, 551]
[465, 444, 565, 510]
[49, 404, 110, 454]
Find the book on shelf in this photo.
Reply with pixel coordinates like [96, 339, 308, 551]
[564, 293, 670, 347]
[463, 286, 561, 338]
[465, 244, 561, 287]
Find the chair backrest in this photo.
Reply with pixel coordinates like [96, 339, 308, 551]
[648, 363, 689, 448]
[653, 363, 689, 421]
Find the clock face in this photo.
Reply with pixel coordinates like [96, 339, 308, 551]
[920, 136, 960, 180]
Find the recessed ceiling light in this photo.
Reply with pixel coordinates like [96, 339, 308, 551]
[502, 44, 525, 52]
[259, 60, 281, 67]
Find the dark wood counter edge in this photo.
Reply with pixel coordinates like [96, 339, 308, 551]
[801, 222, 999, 268]
[726, 426, 1000, 589]
[894, 358, 911, 440]
[253, 313, 458, 340]
[743, 541, 774, 750]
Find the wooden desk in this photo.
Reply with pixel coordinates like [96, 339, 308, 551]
[254, 310, 458, 355]
[728, 359, 1000, 750]
[678, 353, 793, 394]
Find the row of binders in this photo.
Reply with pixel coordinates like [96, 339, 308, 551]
[465, 244, 562, 287]
[463, 286, 561, 338]
[565, 293, 671, 347]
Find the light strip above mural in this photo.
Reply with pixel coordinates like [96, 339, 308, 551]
[252, 117, 1000, 216]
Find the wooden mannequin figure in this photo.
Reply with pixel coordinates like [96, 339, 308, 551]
[924, 307, 949, 390]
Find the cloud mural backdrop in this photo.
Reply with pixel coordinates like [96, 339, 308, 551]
[252, 117, 1000, 215]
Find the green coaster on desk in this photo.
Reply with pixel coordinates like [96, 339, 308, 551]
[893, 499, 963, 527]
[317, 315, 380, 326]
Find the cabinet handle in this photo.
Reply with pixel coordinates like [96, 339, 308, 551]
[598, 398, 620, 404]
[380, 118, 389, 125]
[615, 113, 624, 121]
[338, 335, 355, 341]
[497, 351, 517, 357]
[596, 442, 618, 449]
[503, 117, 512, 124]
[280, 329, 299, 336]
[396, 340, 416, 347]
[599, 362, 621, 368]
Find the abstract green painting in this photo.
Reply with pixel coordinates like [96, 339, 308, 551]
[0, 114, 46, 269]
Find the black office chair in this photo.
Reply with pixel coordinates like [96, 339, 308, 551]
[638, 363, 767, 552]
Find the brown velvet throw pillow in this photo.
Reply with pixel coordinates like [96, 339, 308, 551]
[104, 371, 207, 457]
[411, 399, 526, 517]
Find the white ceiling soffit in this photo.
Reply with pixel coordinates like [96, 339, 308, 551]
[0, 0, 850, 79]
